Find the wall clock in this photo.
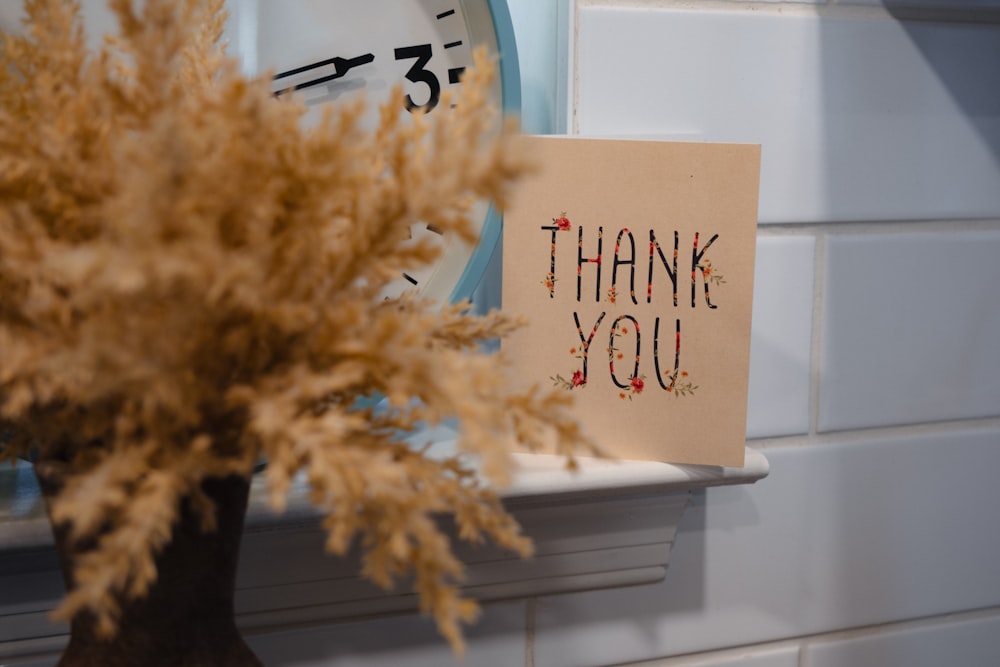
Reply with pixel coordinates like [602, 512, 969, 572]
[236, 0, 521, 304]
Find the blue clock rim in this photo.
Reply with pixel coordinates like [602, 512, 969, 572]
[448, 0, 521, 305]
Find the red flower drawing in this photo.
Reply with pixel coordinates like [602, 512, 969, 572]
[554, 213, 571, 231]
[552, 362, 587, 391]
[620, 374, 647, 401]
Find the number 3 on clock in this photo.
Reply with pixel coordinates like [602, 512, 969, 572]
[245, 0, 519, 304]
[394, 44, 441, 113]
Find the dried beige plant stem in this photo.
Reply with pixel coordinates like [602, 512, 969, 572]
[0, 0, 599, 653]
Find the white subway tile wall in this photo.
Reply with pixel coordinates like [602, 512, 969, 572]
[804, 612, 1000, 667]
[746, 236, 815, 438]
[819, 230, 1000, 432]
[251, 1, 1000, 663]
[619, 645, 801, 667]
[575, 6, 1000, 224]
[523, 1, 1000, 666]
[531, 429, 1000, 666]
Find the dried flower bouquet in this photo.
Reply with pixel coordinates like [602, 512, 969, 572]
[0, 0, 594, 652]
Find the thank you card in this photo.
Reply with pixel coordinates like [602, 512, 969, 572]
[502, 137, 761, 467]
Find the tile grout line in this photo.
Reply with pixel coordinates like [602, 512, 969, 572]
[556, 0, 572, 134]
[798, 636, 810, 667]
[611, 605, 1000, 666]
[808, 230, 826, 437]
[798, 604, 1000, 651]
[755, 218, 1000, 236]
[571, 0, 581, 135]
[525, 597, 537, 667]
[576, 0, 1000, 25]
[749, 415, 1000, 450]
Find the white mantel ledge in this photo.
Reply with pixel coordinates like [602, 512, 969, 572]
[504, 448, 769, 499]
[232, 446, 769, 634]
[0, 447, 768, 662]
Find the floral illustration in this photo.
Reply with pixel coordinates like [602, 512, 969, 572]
[607, 322, 636, 360]
[541, 271, 557, 297]
[552, 344, 588, 390]
[666, 370, 698, 397]
[619, 374, 646, 401]
[699, 259, 726, 286]
[551, 370, 586, 390]
[607, 285, 618, 304]
[607, 325, 623, 364]
[608, 319, 643, 400]
[554, 212, 572, 231]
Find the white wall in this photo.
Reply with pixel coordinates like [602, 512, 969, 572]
[253, 1, 1000, 665]
[528, 1, 1000, 666]
[252, 2, 1000, 665]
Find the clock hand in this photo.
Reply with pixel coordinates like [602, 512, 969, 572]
[273, 53, 375, 96]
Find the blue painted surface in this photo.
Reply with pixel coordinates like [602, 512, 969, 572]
[450, 0, 522, 304]
[508, 0, 561, 135]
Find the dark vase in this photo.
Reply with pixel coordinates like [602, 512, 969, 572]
[34, 461, 264, 667]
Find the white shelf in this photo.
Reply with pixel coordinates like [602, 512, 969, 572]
[503, 448, 770, 499]
[0, 448, 768, 663]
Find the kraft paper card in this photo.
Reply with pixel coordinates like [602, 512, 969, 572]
[502, 137, 760, 467]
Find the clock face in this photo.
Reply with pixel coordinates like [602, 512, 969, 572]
[241, 0, 518, 303]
